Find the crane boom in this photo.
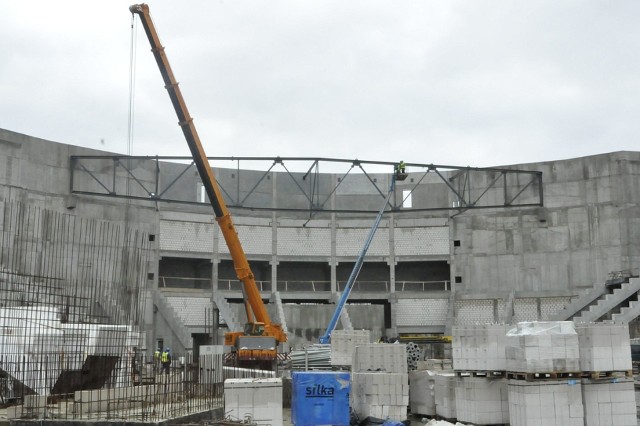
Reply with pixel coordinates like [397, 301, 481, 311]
[130, 4, 286, 347]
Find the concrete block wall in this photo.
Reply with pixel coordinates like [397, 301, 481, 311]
[455, 376, 509, 425]
[330, 329, 371, 366]
[576, 322, 633, 372]
[408, 370, 436, 416]
[452, 323, 508, 371]
[506, 321, 580, 373]
[507, 379, 584, 426]
[434, 372, 457, 420]
[224, 378, 283, 426]
[581, 378, 637, 426]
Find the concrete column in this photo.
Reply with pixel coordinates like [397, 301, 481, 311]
[271, 211, 278, 293]
[389, 212, 396, 294]
[211, 218, 220, 344]
[147, 210, 161, 356]
[330, 180, 337, 294]
[272, 172, 278, 293]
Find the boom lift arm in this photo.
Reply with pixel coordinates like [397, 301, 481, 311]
[319, 175, 397, 344]
[129, 4, 286, 347]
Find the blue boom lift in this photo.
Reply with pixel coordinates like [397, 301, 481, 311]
[319, 166, 406, 344]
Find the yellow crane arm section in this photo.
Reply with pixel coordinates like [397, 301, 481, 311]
[129, 4, 285, 343]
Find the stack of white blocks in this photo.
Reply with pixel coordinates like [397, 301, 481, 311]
[351, 343, 408, 422]
[505, 321, 580, 373]
[351, 371, 409, 421]
[575, 322, 632, 372]
[455, 377, 509, 425]
[408, 370, 436, 416]
[508, 380, 584, 426]
[224, 378, 283, 425]
[352, 343, 407, 373]
[452, 324, 508, 371]
[581, 378, 637, 426]
[330, 329, 371, 366]
[434, 372, 457, 420]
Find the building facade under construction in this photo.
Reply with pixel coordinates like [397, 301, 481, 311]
[0, 128, 639, 422]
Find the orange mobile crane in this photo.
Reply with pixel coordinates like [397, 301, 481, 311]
[130, 4, 287, 369]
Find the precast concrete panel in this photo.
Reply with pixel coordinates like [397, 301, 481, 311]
[218, 224, 271, 255]
[277, 227, 331, 256]
[336, 227, 389, 257]
[394, 227, 449, 256]
[454, 300, 495, 325]
[160, 220, 214, 252]
[396, 299, 448, 326]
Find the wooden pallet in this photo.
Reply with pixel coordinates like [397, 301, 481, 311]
[455, 370, 506, 378]
[581, 370, 633, 380]
[506, 371, 581, 381]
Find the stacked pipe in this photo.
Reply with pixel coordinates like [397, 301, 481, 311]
[405, 342, 422, 370]
[290, 344, 332, 370]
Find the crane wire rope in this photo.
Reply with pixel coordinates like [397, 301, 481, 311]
[126, 13, 138, 198]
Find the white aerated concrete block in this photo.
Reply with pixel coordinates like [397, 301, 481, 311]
[506, 321, 580, 373]
[352, 343, 407, 374]
[575, 322, 632, 372]
[434, 372, 457, 420]
[508, 379, 584, 426]
[409, 370, 436, 416]
[453, 324, 508, 371]
[224, 378, 283, 425]
[581, 378, 637, 426]
[331, 329, 371, 366]
[455, 376, 509, 425]
[351, 371, 408, 422]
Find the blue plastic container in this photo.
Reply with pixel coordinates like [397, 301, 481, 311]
[292, 371, 350, 426]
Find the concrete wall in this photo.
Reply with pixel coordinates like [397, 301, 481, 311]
[451, 152, 640, 295]
[2, 128, 640, 348]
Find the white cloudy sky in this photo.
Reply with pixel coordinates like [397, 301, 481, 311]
[1, 1, 638, 169]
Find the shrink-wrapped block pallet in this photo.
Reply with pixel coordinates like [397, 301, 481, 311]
[351, 371, 408, 422]
[452, 324, 508, 371]
[352, 343, 407, 374]
[581, 378, 637, 426]
[506, 321, 580, 373]
[409, 370, 436, 416]
[224, 378, 282, 426]
[330, 329, 370, 366]
[351, 343, 409, 422]
[434, 372, 456, 420]
[455, 376, 509, 425]
[508, 379, 584, 426]
[575, 322, 632, 372]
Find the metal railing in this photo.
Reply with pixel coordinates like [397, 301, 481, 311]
[159, 276, 450, 293]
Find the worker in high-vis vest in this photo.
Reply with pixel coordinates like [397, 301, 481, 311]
[161, 348, 171, 374]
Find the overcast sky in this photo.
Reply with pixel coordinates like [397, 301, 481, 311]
[1, 1, 638, 170]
